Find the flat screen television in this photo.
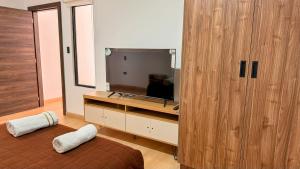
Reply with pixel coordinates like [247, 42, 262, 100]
[106, 48, 175, 101]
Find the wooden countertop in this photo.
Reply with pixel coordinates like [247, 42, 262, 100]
[84, 91, 178, 116]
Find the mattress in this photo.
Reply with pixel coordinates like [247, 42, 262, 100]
[0, 124, 144, 169]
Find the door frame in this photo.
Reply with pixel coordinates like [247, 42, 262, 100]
[28, 2, 66, 115]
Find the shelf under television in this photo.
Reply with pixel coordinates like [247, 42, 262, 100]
[83, 91, 178, 116]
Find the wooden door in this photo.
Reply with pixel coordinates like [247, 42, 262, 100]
[0, 7, 40, 116]
[178, 0, 255, 168]
[241, 0, 300, 169]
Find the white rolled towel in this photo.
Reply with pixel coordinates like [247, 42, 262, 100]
[52, 124, 97, 153]
[6, 111, 58, 137]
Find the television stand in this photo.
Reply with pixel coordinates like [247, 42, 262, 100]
[84, 91, 179, 146]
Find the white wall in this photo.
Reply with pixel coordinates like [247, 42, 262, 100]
[94, 0, 184, 91]
[24, 0, 184, 116]
[0, 0, 25, 9]
[38, 9, 62, 101]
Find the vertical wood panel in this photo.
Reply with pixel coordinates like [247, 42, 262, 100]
[282, 2, 300, 168]
[287, 7, 300, 162]
[287, 76, 300, 169]
[241, 0, 300, 169]
[33, 12, 44, 107]
[274, 1, 300, 168]
[178, 0, 255, 168]
[0, 7, 39, 116]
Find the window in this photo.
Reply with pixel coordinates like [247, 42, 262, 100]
[72, 5, 96, 88]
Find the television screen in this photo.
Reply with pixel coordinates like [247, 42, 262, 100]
[106, 48, 175, 100]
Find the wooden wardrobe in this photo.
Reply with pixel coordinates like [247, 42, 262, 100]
[178, 0, 300, 169]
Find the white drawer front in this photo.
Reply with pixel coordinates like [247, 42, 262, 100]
[103, 109, 125, 131]
[150, 119, 178, 145]
[126, 113, 151, 138]
[85, 105, 104, 125]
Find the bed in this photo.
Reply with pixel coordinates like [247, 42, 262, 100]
[0, 124, 144, 169]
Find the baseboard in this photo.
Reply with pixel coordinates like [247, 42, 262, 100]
[66, 112, 85, 120]
[44, 97, 63, 104]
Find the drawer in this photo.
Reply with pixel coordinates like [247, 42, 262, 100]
[85, 105, 105, 125]
[150, 119, 178, 145]
[103, 109, 125, 131]
[126, 113, 151, 138]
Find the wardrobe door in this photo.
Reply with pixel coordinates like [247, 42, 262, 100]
[179, 0, 255, 168]
[241, 0, 300, 169]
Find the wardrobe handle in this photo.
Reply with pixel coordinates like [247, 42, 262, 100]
[239, 60, 247, 78]
[251, 61, 259, 78]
